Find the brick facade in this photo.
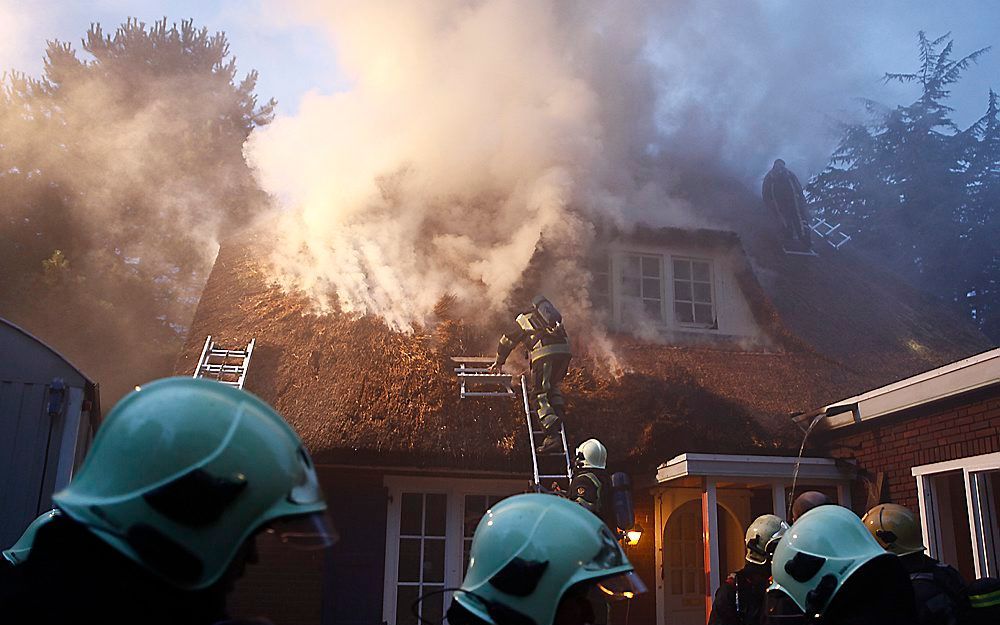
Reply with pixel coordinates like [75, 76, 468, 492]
[820, 384, 1000, 513]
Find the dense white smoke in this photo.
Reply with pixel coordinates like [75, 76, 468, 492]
[246, 0, 687, 336]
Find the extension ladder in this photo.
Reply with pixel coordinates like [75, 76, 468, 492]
[809, 217, 852, 249]
[452, 357, 572, 491]
[193, 336, 255, 389]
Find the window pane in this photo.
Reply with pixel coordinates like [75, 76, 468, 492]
[623, 277, 640, 298]
[400, 493, 423, 536]
[675, 301, 694, 323]
[693, 282, 712, 304]
[464, 495, 485, 537]
[670, 572, 683, 595]
[694, 304, 714, 325]
[692, 261, 710, 282]
[464, 539, 473, 575]
[643, 278, 661, 299]
[396, 586, 420, 625]
[673, 259, 691, 280]
[398, 538, 421, 583]
[425, 494, 446, 537]
[641, 255, 660, 278]
[643, 299, 662, 320]
[674, 280, 692, 301]
[626, 255, 641, 276]
[423, 539, 445, 583]
[422, 587, 444, 624]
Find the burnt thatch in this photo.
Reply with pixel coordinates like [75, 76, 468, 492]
[175, 219, 991, 474]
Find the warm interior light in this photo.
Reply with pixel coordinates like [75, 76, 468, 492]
[625, 522, 643, 546]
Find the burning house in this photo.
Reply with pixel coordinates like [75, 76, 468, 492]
[175, 199, 991, 625]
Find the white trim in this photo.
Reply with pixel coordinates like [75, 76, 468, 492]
[804, 348, 1000, 431]
[703, 478, 720, 619]
[911, 452, 1000, 477]
[772, 483, 788, 518]
[654, 491, 665, 625]
[656, 453, 855, 484]
[381, 475, 524, 625]
[53, 387, 85, 492]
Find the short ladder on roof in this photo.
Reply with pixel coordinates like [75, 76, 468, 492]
[809, 217, 852, 249]
[451, 356, 573, 492]
[194, 335, 255, 390]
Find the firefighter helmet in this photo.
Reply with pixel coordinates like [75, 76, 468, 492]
[53, 377, 333, 590]
[745, 514, 789, 565]
[791, 490, 831, 522]
[575, 439, 608, 470]
[769, 505, 889, 615]
[2, 509, 60, 565]
[451, 493, 645, 625]
[862, 503, 925, 556]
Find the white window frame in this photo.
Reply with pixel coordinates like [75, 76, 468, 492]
[621, 252, 666, 323]
[669, 256, 717, 329]
[382, 476, 524, 625]
[913, 451, 1000, 578]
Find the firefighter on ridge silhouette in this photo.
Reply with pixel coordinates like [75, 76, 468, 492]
[762, 159, 813, 251]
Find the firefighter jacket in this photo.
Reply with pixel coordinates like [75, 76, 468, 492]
[900, 553, 969, 625]
[710, 562, 772, 625]
[495, 310, 571, 366]
[569, 468, 614, 530]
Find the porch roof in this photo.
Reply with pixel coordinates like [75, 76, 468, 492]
[655, 452, 856, 485]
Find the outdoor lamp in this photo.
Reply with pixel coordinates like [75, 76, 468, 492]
[625, 522, 643, 546]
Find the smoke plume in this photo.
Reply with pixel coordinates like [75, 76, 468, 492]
[246, 0, 690, 350]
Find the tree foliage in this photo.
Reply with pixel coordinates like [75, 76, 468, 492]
[807, 32, 999, 341]
[0, 18, 274, 402]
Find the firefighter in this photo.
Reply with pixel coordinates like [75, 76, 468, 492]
[790, 490, 832, 523]
[0, 377, 337, 625]
[768, 505, 917, 624]
[762, 159, 812, 248]
[709, 514, 788, 625]
[569, 438, 613, 528]
[863, 503, 968, 625]
[489, 295, 572, 454]
[965, 577, 1000, 625]
[445, 493, 647, 625]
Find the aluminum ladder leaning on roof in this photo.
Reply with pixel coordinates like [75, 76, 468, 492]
[193, 335, 256, 390]
[452, 356, 573, 493]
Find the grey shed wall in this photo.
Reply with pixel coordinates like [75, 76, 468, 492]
[0, 318, 99, 547]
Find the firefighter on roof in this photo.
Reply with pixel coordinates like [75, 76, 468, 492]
[762, 159, 812, 250]
[489, 295, 572, 455]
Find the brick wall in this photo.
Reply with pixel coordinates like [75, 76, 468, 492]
[821, 385, 1000, 513]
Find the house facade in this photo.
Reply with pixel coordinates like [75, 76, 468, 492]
[175, 219, 992, 625]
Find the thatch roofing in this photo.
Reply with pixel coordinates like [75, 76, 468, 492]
[175, 215, 991, 473]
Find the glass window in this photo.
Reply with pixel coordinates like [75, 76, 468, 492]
[463, 494, 507, 574]
[672, 258, 716, 328]
[623, 253, 663, 321]
[396, 493, 447, 625]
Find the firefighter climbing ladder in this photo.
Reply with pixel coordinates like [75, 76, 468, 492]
[193, 335, 256, 390]
[452, 357, 574, 492]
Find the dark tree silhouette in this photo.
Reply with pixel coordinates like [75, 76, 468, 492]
[0, 18, 274, 402]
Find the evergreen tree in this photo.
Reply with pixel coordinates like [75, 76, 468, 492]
[807, 32, 998, 341]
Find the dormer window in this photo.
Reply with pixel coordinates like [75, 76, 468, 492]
[623, 254, 663, 321]
[672, 258, 715, 327]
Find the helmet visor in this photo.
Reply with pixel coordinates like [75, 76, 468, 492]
[265, 511, 339, 551]
[596, 571, 648, 601]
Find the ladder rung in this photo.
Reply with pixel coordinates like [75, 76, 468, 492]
[539, 474, 570, 479]
[199, 364, 245, 373]
[210, 349, 247, 357]
[462, 391, 514, 397]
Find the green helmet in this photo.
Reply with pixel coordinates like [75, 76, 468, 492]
[2, 509, 60, 566]
[862, 503, 925, 556]
[768, 505, 890, 616]
[744, 514, 788, 565]
[53, 377, 331, 590]
[454, 493, 645, 625]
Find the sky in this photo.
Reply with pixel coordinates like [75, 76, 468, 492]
[3, 0, 1000, 181]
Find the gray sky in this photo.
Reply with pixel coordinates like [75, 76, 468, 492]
[4, 1, 999, 181]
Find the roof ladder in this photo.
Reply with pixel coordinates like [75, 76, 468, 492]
[809, 217, 852, 249]
[452, 357, 573, 492]
[194, 335, 255, 390]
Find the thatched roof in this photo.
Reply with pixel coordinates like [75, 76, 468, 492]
[174, 218, 991, 473]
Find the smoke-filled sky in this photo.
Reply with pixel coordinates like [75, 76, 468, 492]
[5, 0, 999, 180]
[4, 0, 1000, 343]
